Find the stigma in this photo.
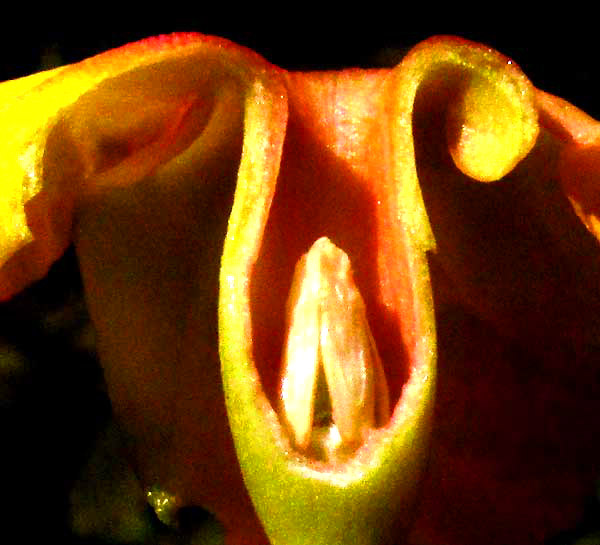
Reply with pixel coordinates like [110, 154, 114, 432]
[279, 237, 390, 462]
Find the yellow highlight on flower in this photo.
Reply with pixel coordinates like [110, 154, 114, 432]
[0, 68, 63, 263]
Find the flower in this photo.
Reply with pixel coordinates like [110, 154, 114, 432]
[0, 33, 599, 545]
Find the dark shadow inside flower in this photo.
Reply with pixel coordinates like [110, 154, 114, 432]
[409, 60, 600, 545]
[413, 61, 600, 348]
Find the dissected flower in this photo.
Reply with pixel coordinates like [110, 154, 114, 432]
[0, 32, 598, 545]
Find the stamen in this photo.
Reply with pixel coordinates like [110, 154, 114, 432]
[279, 237, 390, 461]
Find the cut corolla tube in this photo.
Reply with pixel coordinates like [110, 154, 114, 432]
[279, 237, 390, 461]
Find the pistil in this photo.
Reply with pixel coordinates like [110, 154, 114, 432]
[279, 237, 390, 462]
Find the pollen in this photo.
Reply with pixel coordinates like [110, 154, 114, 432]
[279, 237, 390, 462]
